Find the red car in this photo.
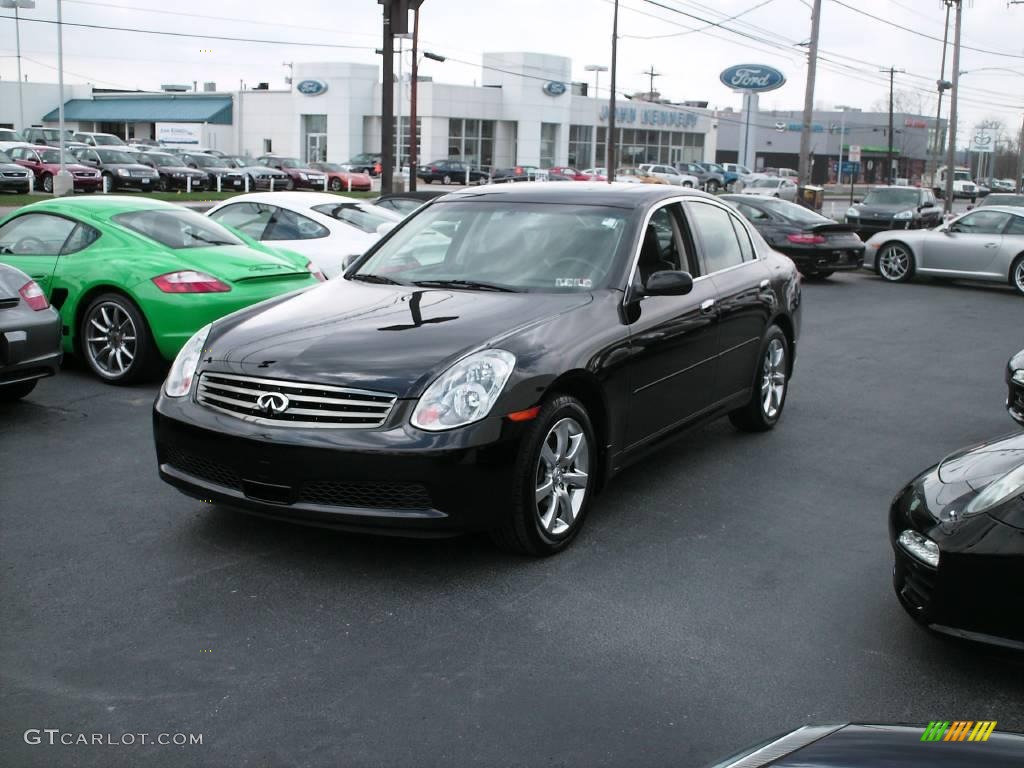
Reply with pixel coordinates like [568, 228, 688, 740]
[549, 166, 592, 181]
[255, 155, 328, 190]
[8, 145, 102, 193]
[309, 162, 373, 192]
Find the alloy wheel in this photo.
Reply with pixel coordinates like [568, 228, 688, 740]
[761, 338, 786, 419]
[42, 175, 53, 193]
[443, 174, 452, 185]
[878, 244, 910, 281]
[85, 301, 138, 378]
[1014, 259, 1024, 295]
[534, 417, 590, 537]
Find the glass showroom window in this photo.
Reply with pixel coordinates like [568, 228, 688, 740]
[568, 125, 592, 169]
[396, 117, 421, 168]
[540, 123, 558, 169]
[448, 119, 495, 169]
[597, 127, 704, 167]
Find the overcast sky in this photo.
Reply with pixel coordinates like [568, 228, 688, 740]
[1, 0, 1022, 147]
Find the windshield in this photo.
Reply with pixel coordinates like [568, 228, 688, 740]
[311, 203, 398, 234]
[863, 188, 920, 206]
[0, 150, 12, 163]
[279, 158, 304, 169]
[38, 149, 78, 164]
[146, 154, 182, 167]
[112, 209, 244, 249]
[42, 129, 75, 140]
[316, 163, 343, 172]
[190, 154, 223, 168]
[94, 149, 136, 164]
[755, 198, 830, 224]
[349, 153, 376, 163]
[0, 129, 22, 142]
[953, 170, 971, 181]
[751, 178, 780, 188]
[352, 201, 630, 292]
[980, 194, 1024, 208]
[93, 134, 125, 146]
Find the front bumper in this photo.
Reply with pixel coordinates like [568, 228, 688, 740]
[1, 306, 62, 386]
[847, 218, 924, 238]
[153, 392, 525, 535]
[889, 481, 1024, 648]
[776, 244, 864, 272]
[0, 176, 31, 193]
[293, 176, 327, 190]
[110, 175, 157, 191]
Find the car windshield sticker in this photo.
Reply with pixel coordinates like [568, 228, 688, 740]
[555, 278, 593, 288]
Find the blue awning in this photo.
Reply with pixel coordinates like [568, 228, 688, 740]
[43, 97, 233, 125]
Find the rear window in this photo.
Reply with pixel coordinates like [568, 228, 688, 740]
[113, 209, 243, 250]
[311, 203, 396, 233]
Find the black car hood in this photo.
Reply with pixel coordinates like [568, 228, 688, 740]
[207, 280, 593, 398]
[102, 163, 153, 173]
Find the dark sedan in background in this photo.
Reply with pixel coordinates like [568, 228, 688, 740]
[179, 152, 245, 191]
[1008, 348, 1024, 426]
[845, 186, 943, 238]
[71, 147, 159, 192]
[417, 159, 489, 185]
[711, 723, 1024, 767]
[889, 429, 1024, 649]
[153, 184, 801, 556]
[134, 151, 208, 192]
[221, 156, 290, 191]
[723, 194, 864, 279]
[255, 156, 327, 190]
[0, 264, 61, 401]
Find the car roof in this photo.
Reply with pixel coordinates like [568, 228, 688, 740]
[974, 204, 1024, 216]
[10, 195, 183, 221]
[437, 181, 715, 208]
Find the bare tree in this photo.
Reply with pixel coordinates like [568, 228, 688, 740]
[871, 88, 934, 116]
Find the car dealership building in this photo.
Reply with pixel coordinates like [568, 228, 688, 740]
[1, 53, 719, 172]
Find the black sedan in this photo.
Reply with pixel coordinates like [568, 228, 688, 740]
[178, 152, 245, 192]
[417, 159, 489, 185]
[712, 723, 1024, 767]
[0, 264, 62, 401]
[889, 430, 1024, 649]
[71, 147, 159, 192]
[135, 152, 207, 192]
[723, 194, 864, 279]
[845, 186, 943, 238]
[372, 190, 448, 217]
[1008, 348, 1024, 426]
[153, 184, 801, 555]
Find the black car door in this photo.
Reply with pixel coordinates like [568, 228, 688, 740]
[685, 200, 773, 399]
[625, 201, 721, 448]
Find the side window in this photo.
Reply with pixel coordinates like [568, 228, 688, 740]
[61, 223, 101, 255]
[1004, 215, 1024, 236]
[0, 214, 77, 255]
[729, 214, 756, 262]
[637, 204, 692, 281]
[208, 203, 274, 240]
[953, 211, 1011, 235]
[265, 208, 329, 241]
[686, 202, 745, 274]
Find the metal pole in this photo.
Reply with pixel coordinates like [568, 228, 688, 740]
[380, 1, 395, 195]
[886, 67, 895, 185]
[56, 0, 66, 182]
[838, 109, 845, 186]
[397, 37, 403, 180]
[943, 0, 962, 214]
[607, 0, 618, 183]
[592, 69, 600, 172]
[928, 1, 952, 190]
[14, 4, 25, 134]
[408, 5, 419, 192]
[1016, 114, 1024, 194]
[797, 0, 822, 186]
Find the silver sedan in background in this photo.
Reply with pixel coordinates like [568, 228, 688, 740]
[864, 205, 1024, 296]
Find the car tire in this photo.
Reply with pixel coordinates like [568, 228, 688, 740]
[158, 177, 169, 192]
[443, 174, 452, 185]
[800, 270, 833, 280]
[79, 292, 159, 385]
[1011, 254, 1024, 297]
[490, 394, 597, 556]
[970, 197, 977, 204]
[284, 178, 295, 191]
[330, 177, 342, 192]
[729, 325, 790, 433]
[706, 179, 720, 193]
[0, 380, 37, 402]
[42, 174, 53, 193]
[877, 242, 915, 283]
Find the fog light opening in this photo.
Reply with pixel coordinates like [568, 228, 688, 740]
[898, 529, 940, 568]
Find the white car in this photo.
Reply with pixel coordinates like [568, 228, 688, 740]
[720, 162, 760, 189]
[638, 163, 700, 187]
[205, 192, 402, 279]
[743, 177, 799, 201]
[0, 128, 28, 154]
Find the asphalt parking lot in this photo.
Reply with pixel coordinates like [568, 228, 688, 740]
[2, 270, 1022, 767]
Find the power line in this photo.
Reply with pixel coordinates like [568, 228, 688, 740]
[622, 0, 776, 40]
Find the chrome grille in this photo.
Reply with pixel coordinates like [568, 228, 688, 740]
[2, 171, 28, 178]
[197, 372, 396, 428]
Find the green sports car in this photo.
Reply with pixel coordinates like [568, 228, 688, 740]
[0, 196, 322, 384]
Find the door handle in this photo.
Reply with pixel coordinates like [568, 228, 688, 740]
[700, 299, 716, 314]
[759, 279, 770, 290]
[983, 242, 998, 248]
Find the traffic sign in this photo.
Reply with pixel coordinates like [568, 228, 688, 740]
[848, 145, 861, 163]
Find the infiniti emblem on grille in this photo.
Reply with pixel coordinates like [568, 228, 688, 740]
[256, 392, 290, 416]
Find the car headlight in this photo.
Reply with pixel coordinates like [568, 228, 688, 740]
[299, 173, 309, 180]
[1013, 369, 1024, 385]
[845, 206, 859, 218]
[898, 530, 940, 567]
[411, 349, 516, 431]
[164, 324, 211, 398]
[963, 464, 1024, 517]
[894, 210, 914, 220]
[116, 168, 129, 177]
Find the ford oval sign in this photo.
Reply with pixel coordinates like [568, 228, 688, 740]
[297, 79, 328, 96]
[719, 64, 786, 93]
[543, 81, 567, 97]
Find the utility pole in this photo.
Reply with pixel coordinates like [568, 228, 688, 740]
[642, 65, 661, 100]
[943, 0, 963, 213]
[880, 66, 904, 185]
[607, 0, 619, 183]
[1016, 114, 1024, 194]
[797, 0, 822, 186]
[379, 1, 395, 195]
[928, 0, 953, 190]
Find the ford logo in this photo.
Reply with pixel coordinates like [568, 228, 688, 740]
[542, 81, 567, 97]
[719, 64, 786, 93]
[296, 79, 328, 96]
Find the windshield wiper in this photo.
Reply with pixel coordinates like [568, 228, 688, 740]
[412, 279, 519, 293]
[187, 232, 236, 246]
[349, 273, 405, 285]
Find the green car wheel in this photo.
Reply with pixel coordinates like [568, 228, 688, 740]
[80, 292, 159, 384]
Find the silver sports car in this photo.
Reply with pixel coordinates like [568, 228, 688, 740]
[864, 205, 1024, 296]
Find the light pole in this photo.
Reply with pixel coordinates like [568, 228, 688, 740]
[584, 64, 607, 173]
[53, 0, 72, 196]
[1, 0, 36, 135]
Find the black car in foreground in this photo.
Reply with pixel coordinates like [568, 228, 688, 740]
[72, 147, 159, 192]
[845, 186, 943, 238]
[0, 264, 62, 401]
[153, 184, 801, 555]
[723, 194, 865, 279]
[372, 190, 448, 217]
[889, 430, 1024, 649]
[710, 723, 1024, 767]
[1008, 348, 1024, 426]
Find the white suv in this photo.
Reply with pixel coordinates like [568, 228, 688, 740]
[638, 163, 699, 188]
[72, 132, 127, 147]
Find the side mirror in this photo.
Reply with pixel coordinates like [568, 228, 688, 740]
[376, 222, 397, 236]
[919, 201, 934, 209]
[644, 270, 694, 297]
[853, 198, 861, 204]
[342, 253, 361, 270]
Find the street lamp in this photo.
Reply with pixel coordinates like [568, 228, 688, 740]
[584, 64, 608, 173]
[53, 0, 72, 196]
[0, 0, 36, 135]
